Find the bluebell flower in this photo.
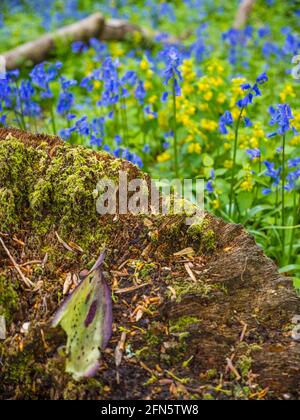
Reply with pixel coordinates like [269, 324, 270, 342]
[244, 117, 253, 127]
[162, 46, 183, 87]
[135, 80, 146, 105]
[72, 41, 88, 53]
[237, 73, 268, 109]
[247, 148, 261, 160]
[264, 161, 281, 186]
[267, 104, 294, 137]
[219, 111, 233, 134]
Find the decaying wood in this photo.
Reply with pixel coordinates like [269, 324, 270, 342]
[233, 0, 256, 29]
[2, 13, 152, 71]
[0, 127, 299, 400]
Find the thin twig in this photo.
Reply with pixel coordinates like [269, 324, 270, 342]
[0, 237, 34, 288]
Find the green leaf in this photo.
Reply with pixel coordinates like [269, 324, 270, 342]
[279, 265, 300, 274]
[236, 191, 254, 215]
[52, 252, 112, 381]
[202, 154, 214, 167]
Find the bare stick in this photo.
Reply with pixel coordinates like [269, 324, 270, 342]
[0, 237, 34, 288]
[2, 14, 154, 71]
[233, 0, 256, 29]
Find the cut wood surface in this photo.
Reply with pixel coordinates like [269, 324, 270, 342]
[0, 127, 299, 400]
[2, 13, 152, 71]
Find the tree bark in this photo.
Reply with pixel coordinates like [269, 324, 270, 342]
[0, 127, 299, 400]
[233, 0, 256, 29]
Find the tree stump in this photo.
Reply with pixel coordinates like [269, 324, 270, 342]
[0, 128, 299, 400]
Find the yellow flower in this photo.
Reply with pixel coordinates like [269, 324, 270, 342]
[149, 95, 157, 104]
[93, 80, 101, 90]
[224, 142, 231, 151]
[157, 151, 171, 163]
[188, 143, 202, 154]
[182, 84, 195, 95]
[140, 58, 150, 71]
[290, 135, 300, 146]
[111, 44, 124, 57]
[231, 77, 247, 96]
[212, 199, 220, 210]
[217, 93, 226, 104]
[200, 119, 218, 132]
[146, 69, 154, 79]
[199, 103, 209, 111]
[280, 83, 296, 102]
[158, 112, 168, 129]
[224, 160, 233, 169]
[250, 137, 259, 148]
[144, 80, 153, 90]
[204, 91, 213, 101]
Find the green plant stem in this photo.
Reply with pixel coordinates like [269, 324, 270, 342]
[281, 134, 286, 256]
[172, 78, 179, 178]
[288, 191, 299, 264]
[50, 104, 57, 135]
[229, 107, 244, 218]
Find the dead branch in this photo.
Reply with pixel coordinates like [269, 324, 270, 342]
[2, 13, 152, 71]
[233, 0, 256, 29]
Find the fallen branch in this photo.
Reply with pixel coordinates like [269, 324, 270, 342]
[233, 0, 256, 29]
[2, 13, 153, 71]
[0, 237, 34, 288]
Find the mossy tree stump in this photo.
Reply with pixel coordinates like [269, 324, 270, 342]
[0, 128, 299, 400]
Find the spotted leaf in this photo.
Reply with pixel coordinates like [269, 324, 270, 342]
[52, 252, 112, 381]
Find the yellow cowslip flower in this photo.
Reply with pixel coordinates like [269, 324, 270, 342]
[231, 77, 247, 96]
[111, 44, 124, 57]
[93, 80, 101, 90]
[206, 59, 224, 75]
[204, 91, 213, 101]
[158, 111, 168, 129]
[224, 160, 233, 169]
[144, 80, 153, 90]
[149, 95, 157, 104]
[280, 83, 296, 102]
[197, 78, 210, 92]
[199, 104, 209, 111]
[208, 76, 223, 87]
[217, 93, 226, 104]
[224, 142, 231, 151]
[185, 135, 194, 143]
[212, 199, 220, 210]
[290, 135, 300, 146]
[188, 143, 202, 154]
[182, 84, 195, 95]
[253, 123, 265, 139]
[250, 136, 259, 148]
[157, 151, 171, 163]
[140, 58, 150, 71]
[200, 119, 218, 132]
[241, 179, 253, 192]
[232, 107, 246, 121]
[146, 69, 154, 79]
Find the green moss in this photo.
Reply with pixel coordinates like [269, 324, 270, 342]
[169, 316, 200, 333]
[0, 138, 134, 247]
[187, 219, 217, 252]
[167, 277, 213, 303]
[237, 355, 253, 380]
[0, 274, 19, 322]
